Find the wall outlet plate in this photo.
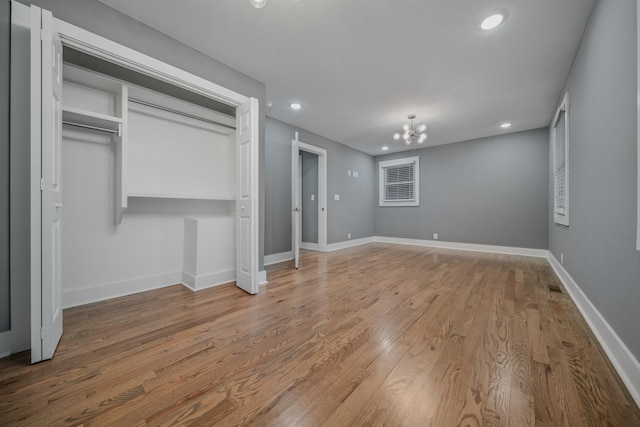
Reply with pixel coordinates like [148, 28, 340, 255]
[433, 233, 438, 240]
[348, 233, 351, 239]
[334, 194, 340, 201]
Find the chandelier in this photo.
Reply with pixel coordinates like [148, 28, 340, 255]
[393, 114, 427, 145]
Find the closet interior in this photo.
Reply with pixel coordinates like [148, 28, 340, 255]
[60, 52, 238, 306]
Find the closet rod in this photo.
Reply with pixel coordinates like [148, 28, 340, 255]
[128, 98, 236, 130]
[62, 121, 119, 134]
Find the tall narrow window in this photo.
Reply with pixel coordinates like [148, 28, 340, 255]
[552, 92, 569, 226]
[379, 156, 419, 206]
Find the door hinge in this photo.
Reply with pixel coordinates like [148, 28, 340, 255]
[40, 327, 44, 339]
[40, 178, 45, 191]
[40, 29, 45, 41]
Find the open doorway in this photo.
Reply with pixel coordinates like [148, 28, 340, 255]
[292, 134, 327, 268]
[300, 152, 320, 251]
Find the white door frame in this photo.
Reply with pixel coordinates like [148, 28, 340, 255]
[25, 4, 260, 361]
[297, 140, 328, 253]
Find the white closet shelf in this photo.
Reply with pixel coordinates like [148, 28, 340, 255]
[62, 106, 122, 133]
[128, 193, 235, 201]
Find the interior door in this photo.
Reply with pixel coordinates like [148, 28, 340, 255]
[38, 8, 63, 361]
[291, 133, 300, 269]
[235, 98, 259, 294]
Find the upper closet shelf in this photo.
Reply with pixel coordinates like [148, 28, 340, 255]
[62, 106, 122, 135]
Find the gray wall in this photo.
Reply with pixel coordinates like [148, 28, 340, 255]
[0, 0, 10, 332]
[301, 151, 319, 244]
[376, 129, 549, 249]
[265, 117, 376, 255]
[26, 0, 267, 270]
[549, 0, 640, 359]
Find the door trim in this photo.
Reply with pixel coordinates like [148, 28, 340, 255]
[52, 19, 248, 108]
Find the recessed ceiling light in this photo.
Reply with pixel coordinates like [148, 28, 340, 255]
[500, 122, 513, 129]
[249, 0, 267, 9]
[382, 146, 389, 151]
[480, 13, 504, 31]
[290, 102, 302, 110]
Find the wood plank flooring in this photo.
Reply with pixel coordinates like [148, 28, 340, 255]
[1, 243, 638, 426]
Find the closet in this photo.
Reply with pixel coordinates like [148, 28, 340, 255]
[14, 3, 259, 363]
[61, 62, 239, 300]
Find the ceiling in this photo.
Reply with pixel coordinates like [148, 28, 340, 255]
[97, 0, 595, 155]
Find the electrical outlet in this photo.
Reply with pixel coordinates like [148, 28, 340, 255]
[560, 253, 564, 264]
[433, 233, 438, 240]
[354, 171, 358, 178]
[334, 194, 340, 201]
[348, 233, 351, 240]
[348, 170, 351, 176]
[311, 194, 315, 201]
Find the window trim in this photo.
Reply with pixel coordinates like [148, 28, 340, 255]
[552, 92, 570, 226]
[378, 156, 420, 207]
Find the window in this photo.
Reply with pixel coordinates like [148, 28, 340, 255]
[379, 156, 419, 206]
[552, 92, 569, 226]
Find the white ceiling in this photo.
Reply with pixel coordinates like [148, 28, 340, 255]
[97, 0, 595, 155]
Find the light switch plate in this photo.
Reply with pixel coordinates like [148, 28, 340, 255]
[334, 194, 340, 201]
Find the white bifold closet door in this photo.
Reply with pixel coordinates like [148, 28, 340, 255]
[235, 98, 259, 295]
[31, 6, 64, 363]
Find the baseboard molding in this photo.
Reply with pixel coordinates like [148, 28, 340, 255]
[0, 330, 13, 359]
[264, 251, 293, 266]
[374, 236, 548, 258]
[259, 270, 268, 286]
[547, 252, 640, 407]
[327, 236, 376, 252]
[181, 269, 235, 292]
[63, 271, 182, 309]
[300, 242, 320, 251]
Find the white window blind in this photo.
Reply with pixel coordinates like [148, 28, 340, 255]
[552, 93, 569, 226]
[379, 156, 419, 206]
[384, 163, 415, 201]
[554, 109, 566, 212]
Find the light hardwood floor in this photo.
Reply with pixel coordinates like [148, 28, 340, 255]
[0, 244, 638, 426]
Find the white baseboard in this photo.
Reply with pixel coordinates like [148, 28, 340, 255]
[0, 330, 13, 359]
[547, 252, 640, 407]
[181, 269, 235, 291]
[327, 236, 376, 252]
[259, 270, 268, 286]
[63, 271, 182, 309]
[264, 251, 293, 266]
[300, 242, 320, 251]
[374, 236, 548, 258]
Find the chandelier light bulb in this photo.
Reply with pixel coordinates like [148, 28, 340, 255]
[416, 124, 427, 133]
[404, 139, 411, 146]
[393, 133, 401, 140]
[249, 0, 268, 8]
[402, 124, 410, 131]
